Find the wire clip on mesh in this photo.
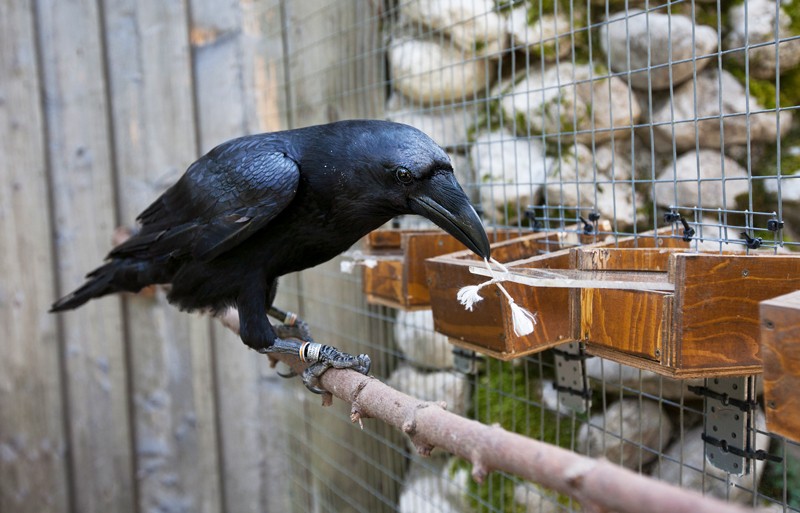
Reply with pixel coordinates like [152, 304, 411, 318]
[552, 342, 591, 414]
[741, 231, 763, 250]
[700, 434, 783, 463]
[767, 217, 784, 232]
[578, 212, 600, 235]
[524, 206, 543, 230]
[687, 385, 758, 413]
[663, 210, 695, 242]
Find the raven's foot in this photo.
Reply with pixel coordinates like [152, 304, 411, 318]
[268, 306, 316, 378]
[259, 338, 371, 394]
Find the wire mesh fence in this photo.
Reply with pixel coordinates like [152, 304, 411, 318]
[268, 0, 800, 512]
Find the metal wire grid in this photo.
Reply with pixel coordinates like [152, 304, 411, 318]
[268, 0, 799, 512]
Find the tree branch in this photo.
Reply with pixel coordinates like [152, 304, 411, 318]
[215, 308, 762, 513]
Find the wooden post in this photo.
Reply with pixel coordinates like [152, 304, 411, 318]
[35, 0, 136, 511]
[0, 2, 70, 512]
[100, 0, 223, 511]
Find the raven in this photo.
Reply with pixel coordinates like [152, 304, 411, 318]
[51, 120, 490, 392]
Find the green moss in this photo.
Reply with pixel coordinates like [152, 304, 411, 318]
[454, 360, 579, 513]
[786, 0, 800, 34]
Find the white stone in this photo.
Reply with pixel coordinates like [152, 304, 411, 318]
[514, 481, 569, 513]
[600, 10, 717, 91]
[394, 309, 455, 370]
[649, 68, 793, 153]
[386, 94, 474, 149]
[654, 409, 770, 504]
[471, 128, 551, 224]
[547, 143, 639, 226]
[387, 364, 470, 417]
[584, 357, 702, 400]
[726, 0, 800, 79]
[578, 398, 673, 469]
[653, 149, 749, 210]
[399, 458, 470, 513]
[503, 63, 641, 145]
[400, 0, 507, 57]
[507, 8, 571, 62]
[390, 38, 494, 105]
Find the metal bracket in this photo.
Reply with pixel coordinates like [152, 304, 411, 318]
[693, 376, 756, 475]
[452, 347, 482, 375]
[552, 342, 591, 414]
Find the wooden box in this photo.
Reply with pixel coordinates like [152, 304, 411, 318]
[426, 230, 568, 359]
[578, 251, 800, 377]
[761, 291, 800, 442]
[361, 229, 515, 310]
[434, 230, 685, 360]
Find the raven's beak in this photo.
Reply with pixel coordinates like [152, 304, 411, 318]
[409, 172, 491, 259]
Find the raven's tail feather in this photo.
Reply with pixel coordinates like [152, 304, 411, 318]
[50, 259, 169, 312]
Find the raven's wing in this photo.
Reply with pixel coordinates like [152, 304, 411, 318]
[111, 142, 299, 262]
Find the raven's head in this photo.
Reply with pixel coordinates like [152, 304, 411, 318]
[348, 121, 491, 259]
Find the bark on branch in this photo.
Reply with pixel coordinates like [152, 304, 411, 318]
[216, 308, 762, 513]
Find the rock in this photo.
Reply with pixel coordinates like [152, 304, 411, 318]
[654, 409, 770, 504]
[514, 482, 570, 513]
[390, 38, 494, 105]
[471, 129, 551, 224]
[507, 8, 571, 62]
[387, 364, 470, 417]
[394, 309, 455, 370]
[649, 68, 793, 153]
[653, 149, 749, 210]
[726, 0, 800, 79]
[578, 398, 673, 469]
[399, 0, 507, 57]
[399, 457, 469, 513]
[600, 10, 717, 91]
[546, 143, 639, 226]
[386, 95, 475, 149]
[503, 63, 641, 145]
[584, 357, 702, 400]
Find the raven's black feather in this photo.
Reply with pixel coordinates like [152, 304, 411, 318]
[51, 120, 489, 352]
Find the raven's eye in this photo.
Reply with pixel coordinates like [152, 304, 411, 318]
[395, 167, 414, 185]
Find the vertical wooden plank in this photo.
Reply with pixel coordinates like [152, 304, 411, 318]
[0, 2, 70, 512]
[189, 1, 294, 512]
[100, 0, 222, 512]
[35, 0, 135, 511]
[282, 1, 393, 511]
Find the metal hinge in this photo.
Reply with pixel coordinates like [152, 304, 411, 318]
[690, 376, 764, 475]
[552, 342, 591, 414]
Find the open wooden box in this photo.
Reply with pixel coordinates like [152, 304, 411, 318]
[426, 230, 568, 359]
[485, 244, 800, 376]
[430, 228, 688, 360]
[361, 229, 516, 310]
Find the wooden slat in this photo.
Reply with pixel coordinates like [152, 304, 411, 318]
[581, 289, 670, 361]
[0, 2, 70, 511]
[36, 0, 135, 511]
[100, 1, 222, 511]
[675, 254, 800, 371]
[189, 1, 293, 512]
[283, 1, 395, 511]
[761, 291, 800, 442]
[576, 247, 683, 272]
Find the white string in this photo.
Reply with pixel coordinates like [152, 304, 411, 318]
[456, 257, 537, 336]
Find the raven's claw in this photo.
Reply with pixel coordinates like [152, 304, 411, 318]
[260, 338, 371, 394]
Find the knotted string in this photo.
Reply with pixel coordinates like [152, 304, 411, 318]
[456, 257, 537, 337]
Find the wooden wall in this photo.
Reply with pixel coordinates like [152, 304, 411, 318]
[0, 1, 387, 512]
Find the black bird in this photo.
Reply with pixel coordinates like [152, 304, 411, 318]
[51, 120, 490, 392]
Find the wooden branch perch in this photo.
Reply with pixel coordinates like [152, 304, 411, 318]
[216, 308, 762, 513]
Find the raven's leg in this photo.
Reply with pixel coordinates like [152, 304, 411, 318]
[268, 305, 315, 344]
[237, 281, 371, 394]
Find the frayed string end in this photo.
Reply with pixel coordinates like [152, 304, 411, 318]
[454, 257, 537, 337]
